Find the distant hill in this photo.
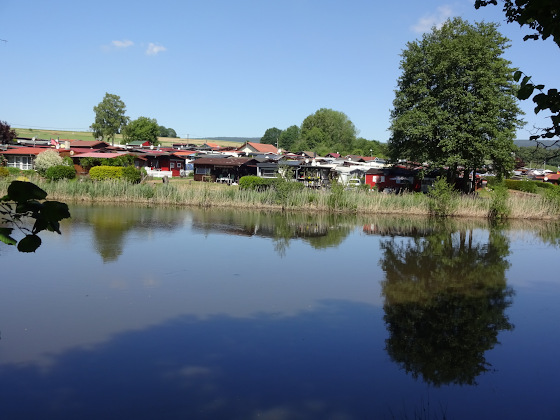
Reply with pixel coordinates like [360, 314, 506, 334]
[514, 139, 560, 148]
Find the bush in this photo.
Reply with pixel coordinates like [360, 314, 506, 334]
[34, 149, 64, 175]
[543, 186, 560, 213]
[7, 167, 21, 176]
[238, 176, 275, 191]
[121, 166, 142, 184]
[0, 167, 9, 177]
[45, 165, 77, 181]
[89, 166, 123, 181]
[488, 183, 510, 220]
[427, 176, 458, 217]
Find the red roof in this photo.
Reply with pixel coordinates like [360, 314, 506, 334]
[1, 147, 52, 155]
[238, 142, 278, 154]
[71, 152, 128, 159]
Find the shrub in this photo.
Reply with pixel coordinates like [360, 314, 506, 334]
[238, 176, 275, 191]
[34, 149, 64, 175]
[121, 166, 142, 184]
[427, 176, 458, 217]
[488, 183, 510, 220]
[7, 167, 21, 176]
[0, 167, 9, 177]
[89, 165, 123, 181]
[45, 165, 76, 181]
[272, 177, 305, 205]
[543, 186, 560, 213]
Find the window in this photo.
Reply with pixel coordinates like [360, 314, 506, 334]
[170, 162, 175, 169]
[7, 155, 33, 170]
[195, 167, 210, 175]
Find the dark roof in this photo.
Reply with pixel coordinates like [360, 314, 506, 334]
[193, 157, 257, 166]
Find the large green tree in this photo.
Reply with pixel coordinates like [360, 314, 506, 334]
[260, 127, 282, 146]
[90, 93, 129, 146]
[300, 108, 357, 153]
[123, 116, 160, 145]
[278, 125, 300, 151]
[389, 18, 523, 186]
[475, 0, 560, 143]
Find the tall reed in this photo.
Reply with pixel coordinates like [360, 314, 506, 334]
[1, 177, 559, 219]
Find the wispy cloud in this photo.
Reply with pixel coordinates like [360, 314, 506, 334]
[411, 5, 454, 34]
[111, 39, 134, 48]
[146, 43, 167, 56]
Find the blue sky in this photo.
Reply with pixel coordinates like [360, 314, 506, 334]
[1, 0, 559, 142]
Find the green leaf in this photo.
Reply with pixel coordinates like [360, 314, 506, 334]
[7, 181, 47, 203]
[513, 70, 522, 82]
[517, 84, 535, 100]
[17, 234, 42, 253]
[42, 201, 71, 222]
[0, 228, 17, 246]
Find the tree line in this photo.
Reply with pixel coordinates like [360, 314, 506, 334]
[260, 109, 388, 158]
[90, 93, 177, 146]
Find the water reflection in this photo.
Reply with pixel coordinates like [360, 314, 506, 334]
[378, 221, 515, 386]
[190, 210, 354, 256]
[68, 205, 190, 262]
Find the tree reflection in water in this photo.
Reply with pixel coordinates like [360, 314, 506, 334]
[379, 222, 514, 386]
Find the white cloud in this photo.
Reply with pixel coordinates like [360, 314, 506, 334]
[111, 39, 134, 48]
[146, 43, 167, 56]
[411, 5, 454, 34]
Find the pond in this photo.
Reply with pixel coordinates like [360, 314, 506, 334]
[1, 205, 559, 419]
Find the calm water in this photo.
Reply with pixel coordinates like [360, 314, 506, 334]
[1, 205, 559, 419]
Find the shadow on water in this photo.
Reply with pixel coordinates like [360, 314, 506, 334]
[378, 220, 515, 387]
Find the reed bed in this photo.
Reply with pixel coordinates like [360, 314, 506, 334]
[2, 178, 559, 220]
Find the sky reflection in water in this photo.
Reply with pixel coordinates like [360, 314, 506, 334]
[0, 206, 559, 419]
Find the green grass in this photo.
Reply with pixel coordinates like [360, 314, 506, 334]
[14, 128, 241, 148]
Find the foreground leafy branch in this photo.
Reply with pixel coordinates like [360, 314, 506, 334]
[0, 181, 70, 252]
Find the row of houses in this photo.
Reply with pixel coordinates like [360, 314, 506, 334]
[8, 137, 547, 191]
[1, 138, 402, 188]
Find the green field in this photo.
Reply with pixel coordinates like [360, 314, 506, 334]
[14, 128, 241, 148]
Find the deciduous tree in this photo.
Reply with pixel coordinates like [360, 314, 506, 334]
[0, 121, 17, 145]
[90, 93, 129, 146]
[389, 18, 523, 186]
[278, 125, 300, 151]
[301, 108, 357, 153]
[260, 127, 282, 146]
[123, 116, 160, 145]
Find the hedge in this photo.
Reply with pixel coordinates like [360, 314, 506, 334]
[238, 176, 275, 190]
[45, 165, 76, 181]
[88, 165, 142, 183]
[89, 166, 123, 181]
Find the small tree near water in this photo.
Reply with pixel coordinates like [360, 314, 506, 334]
[427, 177, 458, 217]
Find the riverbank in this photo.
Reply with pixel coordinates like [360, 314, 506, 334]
[3, 177, 559, 220]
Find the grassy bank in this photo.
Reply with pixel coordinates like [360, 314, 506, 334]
[2, 176, 559, 220]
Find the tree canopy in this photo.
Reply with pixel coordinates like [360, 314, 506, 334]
[123, 116, 160, 145]
[389, 18, 523, 183]
[158, 125, 177, 138]
[0, 121, 17, 145]
[300, 108, 357, 152]
[90, 93, 129, 146]
[475, 0, 560, 143]
[260, 110, 385, 157]
[260, 127, 282, 146]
